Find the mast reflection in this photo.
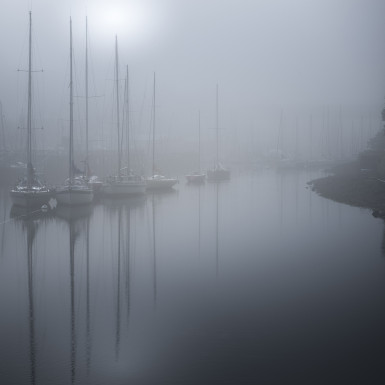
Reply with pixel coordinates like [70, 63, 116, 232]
[55, 205, 93, 384]
[103, 196, 146, 361]
[215, 183, 220, 276]
[152, 194, 157, 306]
[86, 215, 91, 374]
[116, 207, 122, 360]
[10, 206, 54, 385]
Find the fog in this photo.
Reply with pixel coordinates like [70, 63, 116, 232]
[3, 2, 385, 383]
[1, 0, 385, 174]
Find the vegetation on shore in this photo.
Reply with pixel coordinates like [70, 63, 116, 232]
[310, 129, 385, 212]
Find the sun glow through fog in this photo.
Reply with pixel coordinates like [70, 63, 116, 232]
[89, 2, 159, 46]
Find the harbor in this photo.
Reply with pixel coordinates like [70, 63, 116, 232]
[2, 1, 385, 383]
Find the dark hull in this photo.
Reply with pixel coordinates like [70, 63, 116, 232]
[56, 188, 94, 206]
[10, 189, 53, 208]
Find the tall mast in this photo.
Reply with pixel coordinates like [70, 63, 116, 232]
[309, 114, 313, 161]
[152, 72, 156, 176]
[85, 17, 89, 174]
[295, 116, 298, 158]
[125, 66, 130, 173]
[27, 11, 33, 187]
[115, 36, 121, 179]
[0, 102, 6, 153]
[277, 109, 283, 158]
[69, 17, 74, 184]
[339, 105, 343, 159]
[198, 111, 201, 172]
[216, 84, 219, 165]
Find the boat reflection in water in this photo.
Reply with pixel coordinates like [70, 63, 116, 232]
[102, 194, 146, 212]
[55, 203, 92, 384]
[10, 205, 54, 385]
[102, 194, 146, 365]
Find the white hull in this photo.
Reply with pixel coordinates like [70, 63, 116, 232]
[10, 189, 52, 208]
[88, 180, 103, 193]
[146, 176, 178, 190]
[102, 180, 146, 196]
[186, 173, 205, 183]
[75, 175, 103, 193]
[207, 167, 230, 181]
[56, 187, 94, 206]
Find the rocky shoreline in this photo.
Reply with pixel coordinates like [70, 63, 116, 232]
[309, 163, 385, 217]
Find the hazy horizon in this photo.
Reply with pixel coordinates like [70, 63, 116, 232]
[1, 0, 385, 166]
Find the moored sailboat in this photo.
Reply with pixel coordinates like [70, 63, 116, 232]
[102, 38, 146, 196]
[146, 73, 178, 190]
[75, 17, 103, 194]
[56, 18, 93, 206]
[186, 171, 205, 184]
[206, 84, 230, 181]
[186, 111, 205, 183]
[206, 162, 230, 181]
[10, 12, 52, 207]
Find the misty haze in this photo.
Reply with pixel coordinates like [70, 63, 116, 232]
[1, 1, 385, 384]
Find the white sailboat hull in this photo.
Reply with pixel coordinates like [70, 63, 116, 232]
[207, 166, 230, 181]
[10, 189, 52, 208]
[56, 186, 94, 206]
[146, 176, 178, 190]
[88, 180, 103, 193]
[186, 173, 206, 183]
[75, 176, 103, 193]
[102, 180, 147, 196]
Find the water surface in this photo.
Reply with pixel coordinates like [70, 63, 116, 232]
[1, 169, 385, 384]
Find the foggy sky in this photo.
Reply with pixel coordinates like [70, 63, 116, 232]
[1, 0, 385, 159]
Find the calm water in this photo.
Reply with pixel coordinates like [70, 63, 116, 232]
[1, 169, 385, 384]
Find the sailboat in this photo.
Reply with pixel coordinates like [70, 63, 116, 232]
[76, 17, 103, 193]
[56, 18, 94, 206]
[10, 12, 52, 207]
[146, 73, 178, 190]
[206, 84, 230, 181]
[185, 111, 205, 183]
[102, 37, 146, 196]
